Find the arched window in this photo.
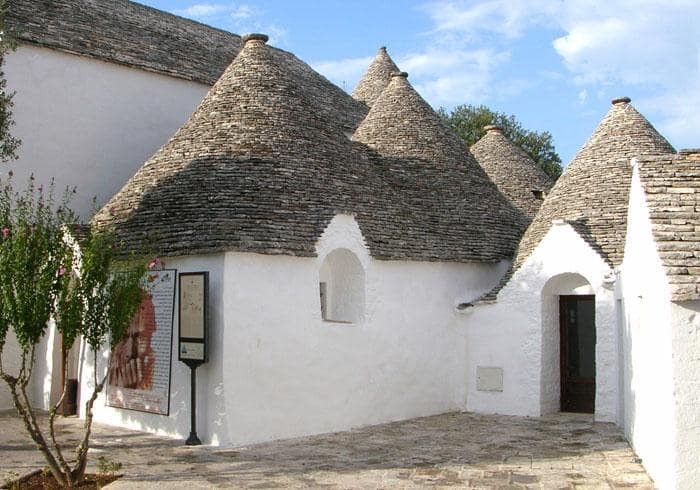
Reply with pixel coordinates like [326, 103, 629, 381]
[319, 248, 365, 324]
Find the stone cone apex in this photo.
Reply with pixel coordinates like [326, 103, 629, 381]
[352, 46, 400, 107]
[471, 125, 553, 221]
[93, 32, 365, 258]
[512, 96, 676, 271]
[353, 71, 479, 164]
[353, 71, 529, 256]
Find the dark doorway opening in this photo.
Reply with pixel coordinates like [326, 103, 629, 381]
[560, 295, 596, 413]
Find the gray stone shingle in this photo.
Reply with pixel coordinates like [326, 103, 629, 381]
[637, 151, 700, 301]
[94, 41, 525, 263]
[470, 125, 553, 221]
[352, 47, 399, 108]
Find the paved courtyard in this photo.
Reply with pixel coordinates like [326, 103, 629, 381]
[0, 410, 653, 488]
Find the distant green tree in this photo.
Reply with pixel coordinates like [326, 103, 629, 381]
[0, 0, 20, 162]
[439, 104, 563, 180]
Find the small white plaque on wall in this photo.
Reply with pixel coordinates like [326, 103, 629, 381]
[477, 366, 503, 392]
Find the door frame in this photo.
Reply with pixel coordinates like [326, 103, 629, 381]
[559, 294, 596, 413]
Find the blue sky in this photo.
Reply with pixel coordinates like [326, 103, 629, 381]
[140, 0, 699, 165]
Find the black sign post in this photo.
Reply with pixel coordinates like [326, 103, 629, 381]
[178, 272, 209, 446]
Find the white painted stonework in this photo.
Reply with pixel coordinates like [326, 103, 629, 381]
[4, 45, 209, 219]
[618, 163, 700, 489]
[82, 214, 506, 446]
[464, 221, 619, 423]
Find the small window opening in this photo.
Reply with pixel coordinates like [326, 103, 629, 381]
[532, 189, 544, 200]
[319, 248, 365, 324]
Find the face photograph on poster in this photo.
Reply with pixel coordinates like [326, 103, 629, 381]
[106, 269, 176, 415]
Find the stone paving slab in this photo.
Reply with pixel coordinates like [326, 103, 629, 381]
[0, 410, 654, 488]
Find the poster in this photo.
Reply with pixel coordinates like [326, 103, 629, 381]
[179, 274, 205, 339]
[106, 269, 176, 415]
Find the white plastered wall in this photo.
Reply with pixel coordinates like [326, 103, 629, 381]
[78, 215, 506, 446]
[619, 163, 680, 489]
[669, 301, 700, 490]
[4, 45, 209, 219]
[80, 254, 228, 444]
[1, 321, 62, 411]
[218, 214, 507, 446]
[464, 221, 619, 422]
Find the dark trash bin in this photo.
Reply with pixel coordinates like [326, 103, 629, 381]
[62, 378, 78, 416]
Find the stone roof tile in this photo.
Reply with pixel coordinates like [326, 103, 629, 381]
[353, 72, 528, 259]
[94, 39, 524, 262]
[477, 98, 675, 303]
[637, 151, 700, 301]
[352, 46, 400, 107]
[513, 98, 675, 271]
[470, 126, 553, 221]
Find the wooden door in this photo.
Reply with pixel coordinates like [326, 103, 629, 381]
[560, 295, 596, 413]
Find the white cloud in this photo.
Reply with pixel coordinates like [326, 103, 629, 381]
[174, 3, 238, 18]
[578, 89, 588, 105]
[402, 48, 513, 105]
[418, 0, 700, 147]
[173, 2, 286, 45]
[230, 5, 254, 19]
[312, 56, 373, 92]
[422, 0, 557, 39]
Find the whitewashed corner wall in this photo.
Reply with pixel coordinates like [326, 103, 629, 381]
[4, 45, 209, 220]
[619, 164, 686, 489]
[463, 221, 620, 423]
[669, 301, 700, 490]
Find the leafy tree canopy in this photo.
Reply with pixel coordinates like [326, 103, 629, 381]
[0, 176, 147, 487]
[0, 0, 19, 162]
[439, 104, 563, 180]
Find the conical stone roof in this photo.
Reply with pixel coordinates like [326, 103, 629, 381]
[353, 72, 528, 260]
[513, 97, 675, 270]
[470, 125, 553, 221]
[94, 38, 523, 262]
[352, 46, 400, 107]
[94, 34, 369, 257]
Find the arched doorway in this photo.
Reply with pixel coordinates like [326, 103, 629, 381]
[541, 273, 596, 414]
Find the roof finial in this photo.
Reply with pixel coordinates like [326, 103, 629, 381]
[390, 71, 408, 78]
[379, 46, 387, 52]
[242, 33, 269, 44]
[483, 125, 503, 133]
[611, 96, 631, 105]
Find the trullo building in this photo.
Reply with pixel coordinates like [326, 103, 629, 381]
[1, 1, 698, 488]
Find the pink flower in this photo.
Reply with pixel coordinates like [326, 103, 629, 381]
[58, 267, 66, 277]
[148, 257, 163, 270]
[2, 227, 9, 239]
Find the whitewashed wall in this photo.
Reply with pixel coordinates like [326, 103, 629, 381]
[4, 45, 209, 219]
[219, 215, 506, 446]
[80, 215, 505, 445]
[620, 164, 682, 489]
[463, 221, 619, 422]
[1, 322, 62, 411]
[0, 332, 22, 409]
[669, 301, 700, 490]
